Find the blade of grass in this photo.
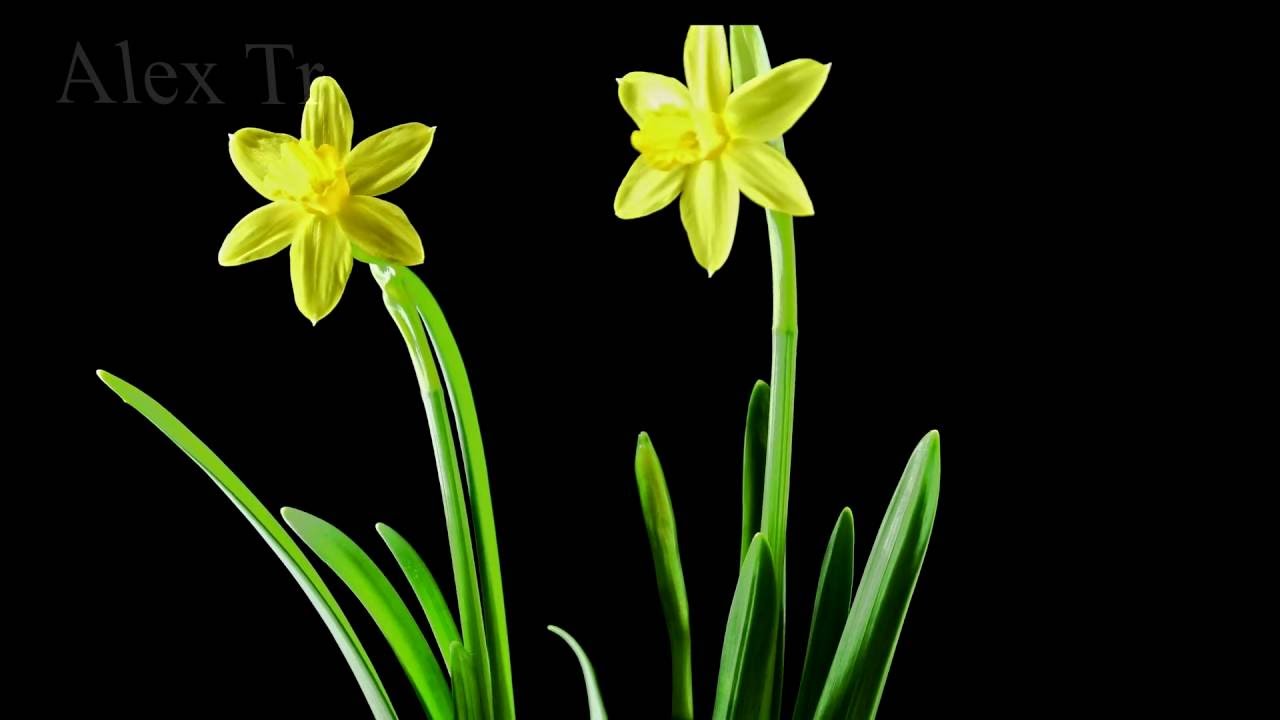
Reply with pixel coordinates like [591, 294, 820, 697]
[377, 522, 462, 668]
[389, 264, 515, 720]
[634, 433, 694, 720]
[730, 25, 799, 720]
[449, 642, 481, 720]
[372, 264, 493, 716]
[712, 533, 780, 720]
[742, 380, 770, 567]
[813, 431, 941, 719]
[549, 625, 608, 720]
[791, 508, 855, 720]
[96, 370, 398, 720]
[282, 508, 453, 720]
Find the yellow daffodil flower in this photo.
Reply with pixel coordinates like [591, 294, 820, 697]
[614, 26, 831, 275]
[221, 76, 434, 323]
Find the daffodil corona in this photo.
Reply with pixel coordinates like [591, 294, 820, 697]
[221, 76, 434, 323]
[614, 26, 830, 275]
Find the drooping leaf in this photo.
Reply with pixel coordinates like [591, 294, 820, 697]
[549, 625, 608, 720]
[377, 522, 462, 668]
[792, 508, 854, 720]
[814, 431, 941, 719]
[712, 533, 780, 720]
[635, 432, 694, 720]
[282, 508, 453, 720]
[96, 370, 398, 720]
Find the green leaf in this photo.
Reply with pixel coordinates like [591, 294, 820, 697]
[95, 370, 398, 720]
[374, 262, 507, 718]
[814, 431, 941, 720]
[282, 508, 453, 720]
[377, 522, 462, 668]
[792, 508, 855, 720]
[634, 433, 694, 720]
[449, 642, 481, 720]
[742, 381, 770, 567]
[549, 625, 608, 720]
[712, 533, 780, 720]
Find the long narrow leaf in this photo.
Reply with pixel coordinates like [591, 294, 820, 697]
[549, 626, 608, 720]
[449, 642, 481, 720]
[372, 264, 493, 716]
[742, 380, 770, 567]
[814, 431, 941, 719]
[396, 265, 516, 720]
[96, 370, 398, 720]
[282, 508, 453, 720]
[792, 508, 855, 720]
[634, 433, 694, 720]
[377, 522, 462, 668]
[712, 533, 780, 720]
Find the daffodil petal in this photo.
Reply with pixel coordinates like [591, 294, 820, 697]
[724, 59, 831, 142]
[618, 72, 691, 127]
[614, 157, 687, 219]
[679, 159, 739, 275]
[219, 202, 309, 266]
[302, 76, 354, 158]
[290, 216, 353, 324]
[345, 123, 435, 197]
[722, 140, 814, 216]
[684, 26, 731, 112]
[338, 196, 424, 265]
[230, 129, 297, 200]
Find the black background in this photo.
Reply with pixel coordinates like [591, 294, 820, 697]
[18, 17, 1205, 718]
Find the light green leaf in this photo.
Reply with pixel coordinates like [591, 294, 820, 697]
[792, 508, 855, 720]
[549, 625, 608, 720]
[713, 533, 779, 720]
[96, 370, 397, 720]
[282, 508, 453, 720]
[814, 431, 941, 719]
[449, 642, 481, 720]
[742, 380, 770, 567]
[377, 522, 462, 669]
[634, 432, 694, 720]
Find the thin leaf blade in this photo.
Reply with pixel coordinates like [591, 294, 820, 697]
[792, 508, 855, 720]
[449, 642, 481, 720]
[814, 431, 941, 719]
[282, 508, 453, 720]
[712, 533, 780, 720]
[377, 522, 463, 668]
[635, 432, 694, 720]
[742, 380, 770, 567]
[96, 370, 397, 720]
[549, 625, 608, 720]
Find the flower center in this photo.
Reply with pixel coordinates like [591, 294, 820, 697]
[632, 106, 728, 170]
[263, 139, 350, 215]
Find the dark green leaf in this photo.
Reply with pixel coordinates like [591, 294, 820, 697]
[713, 533, 779, 720]
[792, 508, 854, 720]
[742, 381, 770, 567]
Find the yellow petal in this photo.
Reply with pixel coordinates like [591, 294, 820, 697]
[618, 72, 691, 127]
[345, 123, 435, 197]
[219, 201, 309, 266]
[684, 26, 731, 113]
[290, 216, 353, 324]
[301, 76, 354, 157]
[722, 140, 814, 216]
[724, 59, 831, 142]
[614, 157, 687, 219]
[679, 159, 739, 275]
[338, 196, 424, 265]
[229, 128, 297, 200]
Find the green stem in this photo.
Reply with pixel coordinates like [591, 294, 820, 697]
[372, 264, 493, 717]
[731, 25, 798, 720]
[399, 269, 516, 720]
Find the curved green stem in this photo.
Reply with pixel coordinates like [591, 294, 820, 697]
[372, 264, 493, 718]
[731, 25, 798, 720]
